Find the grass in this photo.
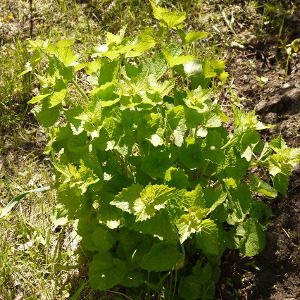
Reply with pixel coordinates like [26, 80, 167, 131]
[0, 0, 297, 298]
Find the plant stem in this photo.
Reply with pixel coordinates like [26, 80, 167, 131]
[71, 78, 89, 101]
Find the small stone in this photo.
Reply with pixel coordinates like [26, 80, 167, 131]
[231, 41, 245, 49]
[282, 83, 291, 89]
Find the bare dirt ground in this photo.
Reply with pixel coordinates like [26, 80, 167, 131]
[216, 4, 300, 299]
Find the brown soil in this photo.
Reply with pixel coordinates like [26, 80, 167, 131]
[216, 3, 300, 300]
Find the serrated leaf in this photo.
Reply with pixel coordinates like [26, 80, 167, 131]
[110, 184, 144, 213]
[270, 135, 287, 151]
[229, 183, 253, 223]
[240, 130, 262, 161]
[203, 188, 227, 214]
[150, 1, 186, 29]
[204, 111, 222, 128]
[91, 225, 116, 253]
[130, 211, 178, 240]
[55, 162, 99, 195]
[250, 174, 277, 198]
[106, 31, 123, 46]
[89, 253, 126, 291]
[177, 206, 209, 243]
[240, 218, 266, 256]
[141, 53, 168, 80]
[232, 105, 274, 131]
[217, 148, 249, 181]
[49, 88, 67, 107]
[268, 154, 293, 177]
[196, 219, 220, 255]
[163, 49, 196, 68]
[47, 40, 78, 67]
[273, 173, 289, 196]
[57, 184, 88, 218]
[164, 167, 189, 189]
[31, 100, 61, 127]
[139, 240, 181, 271]
[133, 184, 176, 221]
[98, 203, 123, 229]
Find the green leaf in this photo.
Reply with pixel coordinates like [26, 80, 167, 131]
[89, 59, 119, 87]
[129, 211, 178, 240]
[184, 31, 209, 44]
[217, 148, 249, 181]
[270, 135, 287, 151]
[232, 105, 274, 131]
[273, 173, 289, 196]
[177, 206, 209, 243]
[192, 261, 213, 283]
[31, 100, 61, 127]
[178, 275, 202, 299]
[89, 253, 126, 291]
[164, 167, 189, 189]
[0, 186, 51, 218]
[268, 153, 294, 177]
[163, 49, 196, 68]
[121, 262, 145, 287]
[28, 93, 52, 104]
[133, 184, 176, 221]
[106, 27, 126, 46]
[116, 229, 153, 263]
[250, 174, 277, 198]
[228, 183, 253, 223]
[47, 39, 78, 67]
[203, 111, 222, 128]
[203, 188, 227, 214]
[57, 184, 89, 218]
[140, 53, 168, 80]
[178, 139, 203, 169]
[110, 184, 144, 213]
[202, 129, 225, 163]
[240, 218, 266, 257]
[240, 130, 263, 162]
[141, 150, 174, 179]
[55, 162, 99, 195]
[49, 88, 67, 107]
[150, 1, 186, 29]
[97, 203, 123, 229]
[91, 225, 116, 253]
[139, 240, 181, 271]
[250, 201, 273, 226]
[111, 184, 176, 222]
[196, 219, 220, 255]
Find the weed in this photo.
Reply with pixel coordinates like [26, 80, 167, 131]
[20, 2, 300, 299]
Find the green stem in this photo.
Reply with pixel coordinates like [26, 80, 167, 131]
[157, 270, 172, 288]
[172, 269, 178, 300]
[221, 137, 238, 150]
[71, 78, 89, 101]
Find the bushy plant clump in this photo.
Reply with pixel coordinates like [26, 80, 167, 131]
[22, 2, 300, 299]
